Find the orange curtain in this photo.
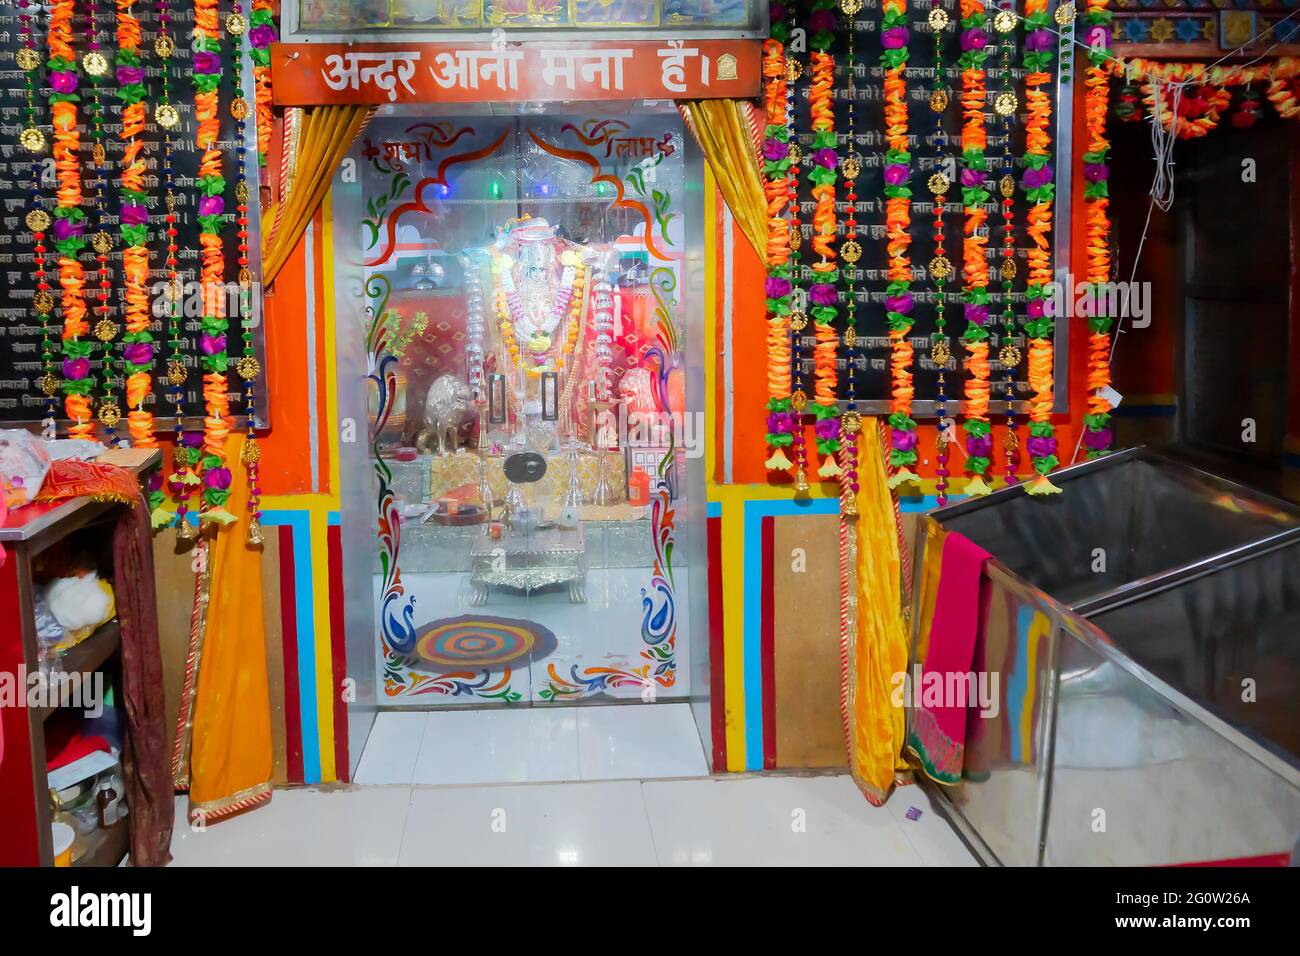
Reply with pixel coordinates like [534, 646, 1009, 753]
[173, 433, 274, 823]
[845, 421, 912, 805]
[678, 99, 767, 261]
[262, 104, 373, 286]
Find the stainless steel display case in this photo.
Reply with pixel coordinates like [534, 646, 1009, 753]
[911, 448, 1300, 866]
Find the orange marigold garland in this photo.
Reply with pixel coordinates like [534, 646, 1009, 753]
[881, 0, 918, 490]
[806, 0, 842, 480]
[248, 0, 276, 167]
[193, 0, 236, 527]
[762, 25, 796, 474]
[958, 0, 993, 496]
[1081, 0, 1115, 457]
[1021, 0, 1061, 494]
[48, 0, 94, 441]
[115, 0, 157, 447]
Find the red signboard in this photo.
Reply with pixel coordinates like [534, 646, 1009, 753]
[270, 40, 760, 106]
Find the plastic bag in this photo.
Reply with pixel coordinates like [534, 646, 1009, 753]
[0, 429, 52, 508]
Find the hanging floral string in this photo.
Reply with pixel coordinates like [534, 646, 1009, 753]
[1021, 0, 1061, 495]
[194, 0, 235, 528]
[806, 0, 842, 481]
[958, 0, 993, 496]
[993, 2, 1020, 482]
[1082, 0, 1114, 458]
[115, 0, 157, 447]
[882, 0, 917, 490]
[48, 0, 94, 440]
[838, 0, 865, 514]
[784, 1, 811, 495]
[229, 5, 264, 543]
[762, 18, 795, 474]
[926, 2, 954, 507]
[1105, 56, 1300, 135]
[248, 0, 276, 169]
[18, 1, 59, 427]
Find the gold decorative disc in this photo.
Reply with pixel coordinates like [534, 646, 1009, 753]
[1000, 174, 1016, 198]
[40, 373, 59, 396]
[225, 12, 248, 35]
[241, 437, 262, 465]
[165, 191, 177, 214]
[239, 266, 253, 287]
[929, 7, 950, 30]
[786, 60, 802, 83]
[92, 230, 113, 254]
[931, 340, 952, 367]
[94, 318, 119, 342]
[840, 0, 863, 16]
[82, 51, 110, 78]
[999, 344, 1023, 367]
[26, 209, 51, 232]
[154, 33, 175, 58]
[167, 360, 187, 386]
[1001, 257, 1018, 281]
[156, 103, 181, 130]
[16, 47, 41, 71]
[33, 290, 54, 315]
[840, 239, 862, 265]
[842, 410, 862, 436]
[843, 325, 858, 348]
[1003, 430, 1020, 453]
[231, 97, 250, 121]
[994, 10, 1017, 33]
[928, 172, 950, 195]
[92, 142, 106, 166]
[788, 228, 802, 251]
[235, 355, 261, 381]
[233, 182, 249, 207]
[930, 87, 950, 113]
[20, 126, 45, 152]
[995, 92, 1019, 117]
[789, 310, 808, 332]
[1054, 2, 1076, 25]
[841, 155, 861, 180]
[790, 389, 808, 412]
[787, 142, 802, 165]
[97, 402, 122, 428]
[929, 256, 953, 280]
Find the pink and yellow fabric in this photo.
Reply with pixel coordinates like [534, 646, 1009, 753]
[906, 526, 992, 785]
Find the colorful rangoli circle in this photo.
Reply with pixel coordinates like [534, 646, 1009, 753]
[413, 614, 556, 670]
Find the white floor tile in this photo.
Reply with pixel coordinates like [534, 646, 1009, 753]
[886, 784, 980, 866]
[168, 787, 412, 866]
[642, 774, 926, 866]
[576, 703, 708, 781]
[412, 707, 581, 785]
[398, 781, 657, 866]
[353, 711, 429, 785]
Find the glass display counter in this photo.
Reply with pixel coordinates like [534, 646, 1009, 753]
[330, 101, 708, 711]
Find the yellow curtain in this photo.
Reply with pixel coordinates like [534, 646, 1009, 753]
[179, 433, 275, 823]
[262, 104, 374, 287]
[678, 99, 767, 261]
[845, 420, 912, 805]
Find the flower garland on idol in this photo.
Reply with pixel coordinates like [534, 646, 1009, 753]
[881, 0, 917, 490]
[1021, 0, 1061, 494]
[762, 13, 795, 474]
[806, 0, 842, 481]
[116, 0, 157, 447]
[17, 1, 60, 427]
[48, 0, 95, 441]
[194, 0, 236, 528]
[1082, 0, 1114, 458]
[958, 0, 993, 497]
